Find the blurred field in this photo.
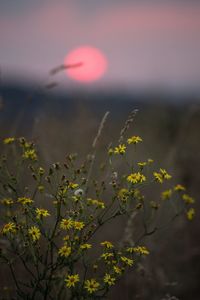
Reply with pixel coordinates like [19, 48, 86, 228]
[0, 85, 200, 299]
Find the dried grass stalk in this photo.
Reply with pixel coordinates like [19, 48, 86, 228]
[92, 111, 110, 148]
[118, 109, 139, 143]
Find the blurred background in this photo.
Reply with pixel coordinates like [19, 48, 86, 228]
[0, 0, 200, 299]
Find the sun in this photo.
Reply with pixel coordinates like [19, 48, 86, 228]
[64, 46, 107, 83]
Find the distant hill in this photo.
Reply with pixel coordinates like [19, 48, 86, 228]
[0, 81, 198, 137]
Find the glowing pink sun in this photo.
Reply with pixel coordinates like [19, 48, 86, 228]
[64, 46, 107, 83]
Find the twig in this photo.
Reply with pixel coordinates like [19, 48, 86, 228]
[49, 62, 83, 76]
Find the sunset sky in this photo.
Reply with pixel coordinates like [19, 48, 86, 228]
[0, 0, 200, 91]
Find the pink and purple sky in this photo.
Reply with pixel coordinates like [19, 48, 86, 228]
[0, 0, 200, 91]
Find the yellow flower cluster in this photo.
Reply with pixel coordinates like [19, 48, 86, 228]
[108, 135, 143, 156]
[100, 241, 114, 249]
[87, 198, 105, 209]
[101, 252, 114, 261]
[171, 184, 195, 220]
[18, 197, 33, 205]
[60, 218, 85, 231]
[127, 172, 146, 184]
[80, 243, 92, 250]
[137, 158, 154, 168]
[127, 246, 150, 255]
[161, 189, 173, 200]
[153, 169, 172, 183]
[1, 133, 197, 299]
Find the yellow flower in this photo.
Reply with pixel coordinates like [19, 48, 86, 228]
[138, 162, 147, 168]
[135, 203, 143, 209]
[58, 245, 71, 257]
[18, 197, 33, 205]
[120, 256, 134, 266]
[35, 208, 50, 219]
[73, 221, 85, 231]
[60, 218, 73, 230]
[3, 137, 15, 144]
[87, 198, 105, 209]
[84, 279, 100, 294]
[182, 194, 195, 204]
[96, 201, 105, 209]
[113, 265, 122, 275]
[63, 235, 70, 241]
[153, 172, 163, 183]
[101, 252, 114, 260]
[2, 222, 16, 234]
[127, 246, 150, 255]
[127, 136, 142, 144]
[23, 149, 37, 160]
[23, 141, 32, 149]
[103, 273, 116, 286]
[80, 243, 92, 250]
[127, 172, 146, 184]
[67, 182, 79, 189]
[100, 241, 114, 249]
[108, 148, 114, 155]
[1, 198, 14, 205]
[65, 274, 79, 288]
[174, 184, 186, 191]
[114, 144, 126, 155]
[161, 189, 172, 200]
[38, 167, 45, 175]
[147, 158, 154, 164]
[93, 264, 98, 271]
[118, 188, 129, 202]
[38, 185, 44, 193]
[28, 226, 41, 241]
[126, 247, 134, 254]
[187, 208, 195, 220]
[160, 169, 172, 180]
[154, 169, 172, 183]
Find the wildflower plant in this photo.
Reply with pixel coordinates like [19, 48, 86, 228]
[0, 112, 195, 299]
